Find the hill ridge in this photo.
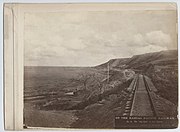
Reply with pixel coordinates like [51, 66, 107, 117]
[95, 50, 178, 70]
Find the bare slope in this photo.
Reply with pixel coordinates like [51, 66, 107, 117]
[96, 50, 177, 70]
[96, 50, 178, 105]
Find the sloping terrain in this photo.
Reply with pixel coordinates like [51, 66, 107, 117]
[95, 58, 130, 69]
[96, 50, 177, 70]
[96, 50, 178, 105]
[24, 50, 178, 128]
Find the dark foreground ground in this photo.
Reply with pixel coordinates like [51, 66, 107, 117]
[24, 65, 177, 129]
[24, 66, 134, 128]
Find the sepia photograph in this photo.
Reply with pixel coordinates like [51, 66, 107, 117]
[20, 3, 178, 129]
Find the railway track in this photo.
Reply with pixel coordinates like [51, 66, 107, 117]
[123, 74, 157, 117]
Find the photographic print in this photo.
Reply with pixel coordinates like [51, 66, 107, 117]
[22, 3, 178, 129]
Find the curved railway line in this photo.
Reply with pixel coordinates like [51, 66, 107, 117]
[123, 74, 157, 117]
[117, 74, 178, 129]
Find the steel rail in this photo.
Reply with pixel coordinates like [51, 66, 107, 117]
[129, 74, 139, 116]
[143, 75, 157, 117]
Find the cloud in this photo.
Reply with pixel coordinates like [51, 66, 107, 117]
[146, 30, 171, 46]
[129, 31, 171, 48]
[132, 45, 168, 55]
[62, 38, 86, 50]
[133, 33, 147, 46]
[24, 11, 176, 66]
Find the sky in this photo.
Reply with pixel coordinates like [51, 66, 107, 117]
[24, 9, 177, 66]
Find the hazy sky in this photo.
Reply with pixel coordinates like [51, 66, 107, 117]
[24, 10, 177, 66]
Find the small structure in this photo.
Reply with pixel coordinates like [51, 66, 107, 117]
[65, 91, 74, 95]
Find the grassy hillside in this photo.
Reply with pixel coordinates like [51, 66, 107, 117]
[96, 50, 178, 105]
[95, 58, 130, 69]
[96, 50, 177, 70]
[24, 65, 134, 128]
[24, 50, 178, 128]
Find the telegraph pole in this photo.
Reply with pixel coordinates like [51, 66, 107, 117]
[107, 62, 110, 83]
